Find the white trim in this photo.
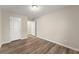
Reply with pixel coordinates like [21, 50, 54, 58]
[37, 36, 79, 52]
[0, 39, 13, 47]
[0, 36, 27, 47]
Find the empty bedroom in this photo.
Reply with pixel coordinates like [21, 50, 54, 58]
[0, 5, 79, 54]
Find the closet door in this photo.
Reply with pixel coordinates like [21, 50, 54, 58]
[10, 16, 21, 40]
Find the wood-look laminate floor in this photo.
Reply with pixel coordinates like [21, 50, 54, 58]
[0, 36, 79, 54]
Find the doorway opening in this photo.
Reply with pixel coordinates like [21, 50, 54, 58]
[27, 21, 36, 36]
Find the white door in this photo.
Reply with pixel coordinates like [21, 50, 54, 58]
[27, 21, 35, 35]
[10, 16, 21, 40]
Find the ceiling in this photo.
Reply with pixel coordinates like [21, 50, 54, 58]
[0, 5, 68, 20]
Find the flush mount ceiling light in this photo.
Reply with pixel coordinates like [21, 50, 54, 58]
[32, 5, 38, 8]
[31, 5, 40, 11]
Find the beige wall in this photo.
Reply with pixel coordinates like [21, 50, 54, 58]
[0, 9, 2, 46]
[21, 16, 28, 39]
[1, 10, 28, 45]
[36, 6, 79, 51]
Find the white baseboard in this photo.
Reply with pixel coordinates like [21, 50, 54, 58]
[0, 36, 27, 47]
[0, 39, 13, 47]
[37, 36, 79, 52]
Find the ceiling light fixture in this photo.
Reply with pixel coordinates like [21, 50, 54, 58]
[32, 5, 38, 8]
[31, 5, 40, 11]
